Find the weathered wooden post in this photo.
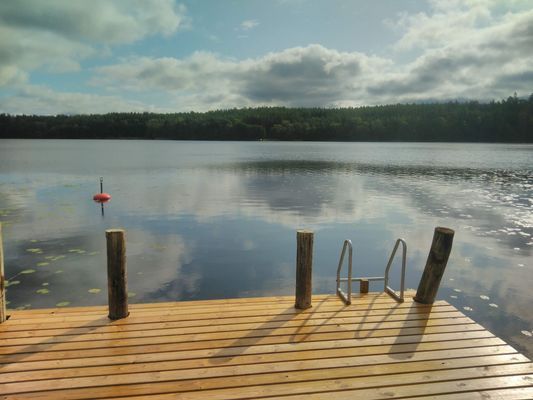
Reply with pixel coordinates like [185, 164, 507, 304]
[360, 279, 369, 294]
[0, 223, 6, 323]
[295, 230, 313, 309]
[414, 227, 455, 304]
[106, 229, 129, 320]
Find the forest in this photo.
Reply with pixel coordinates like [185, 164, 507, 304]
[0, 95, 531, 142]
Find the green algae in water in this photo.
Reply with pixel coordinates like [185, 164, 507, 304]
[26, 248, 43, 254]
[36, 288, 50, 294]
[21, 269, 36, 274]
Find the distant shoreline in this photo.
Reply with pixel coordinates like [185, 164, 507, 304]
[1, 98, 531, 143]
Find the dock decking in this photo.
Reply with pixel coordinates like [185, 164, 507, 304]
[1, 292, 532, 399]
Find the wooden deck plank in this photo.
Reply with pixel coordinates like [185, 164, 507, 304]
[0, 316, 474, 347]
[0, 356, 533, 399]
[0, 324, 488, 361]
[5, 299, 441, 325]
[0, 345, 521, 384]
[0, 294, 530, 400]
[6, 293, 395, 317]
[0, 304, 456, 333]
[0, 335, 504, 374]
[4, 365, 531, 400]
[0, 310, 465, 340]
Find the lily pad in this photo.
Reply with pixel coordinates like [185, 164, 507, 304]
[88, 288, 101, 294]
[26, 248, 43, 254]
[21, 269, 36, 274]
[56, 302, 70, 307]
[36, 288, 50, 294]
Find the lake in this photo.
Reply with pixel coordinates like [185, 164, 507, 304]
[0, 139, 531, 356]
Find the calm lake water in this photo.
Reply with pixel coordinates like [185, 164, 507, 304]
[0, 140, 531, 356]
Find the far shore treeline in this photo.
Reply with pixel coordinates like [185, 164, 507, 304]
[1, 95, 532, 142]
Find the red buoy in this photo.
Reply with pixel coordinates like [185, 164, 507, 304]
[93, 177, 111, 203]
[93, 193, 111, 202]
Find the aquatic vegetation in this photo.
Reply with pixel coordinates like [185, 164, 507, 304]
[5, 280, 20, 287]
[20, 269, 36, 274]
[68, 249, 86, 254]
[36, 262, 49, 267]
[26, 248, 43, 254]
[36, 288, 50, 294]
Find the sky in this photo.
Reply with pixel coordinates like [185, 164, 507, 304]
[0, 0, 532, 115]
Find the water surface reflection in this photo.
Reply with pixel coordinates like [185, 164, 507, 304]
[0, 140, 531, 356]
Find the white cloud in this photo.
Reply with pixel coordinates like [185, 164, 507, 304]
[240, 19, 260, 31]
[93, 45, 389, 110]
[0, 85, 156, 115]
[2, 0, 532, 114]
[86, 1, 533, 111]
[0, 0, 187, 89]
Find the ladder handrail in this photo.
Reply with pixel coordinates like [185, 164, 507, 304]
[384, 238, 407, 303]
[336, 240, 353, 305]
[335, 238, 407, 304]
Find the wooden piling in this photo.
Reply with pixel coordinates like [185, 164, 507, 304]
[295, 230, 313, 309]
[0, 223, 6, 323]
[106, 229, 129, 320]
[360, 279, 369, 294]
[414, 227, 455, 304]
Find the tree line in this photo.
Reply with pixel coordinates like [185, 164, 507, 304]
[0, 95, 531, 142]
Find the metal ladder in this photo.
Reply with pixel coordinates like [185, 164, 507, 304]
[336, 238, 407, 305]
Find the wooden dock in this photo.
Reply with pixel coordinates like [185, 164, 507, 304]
[1, 291, 532, 399]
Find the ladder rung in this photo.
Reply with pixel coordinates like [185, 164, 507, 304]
[338, 276, 384, 282]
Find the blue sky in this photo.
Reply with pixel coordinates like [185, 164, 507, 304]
[0, 0, 531, 114]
